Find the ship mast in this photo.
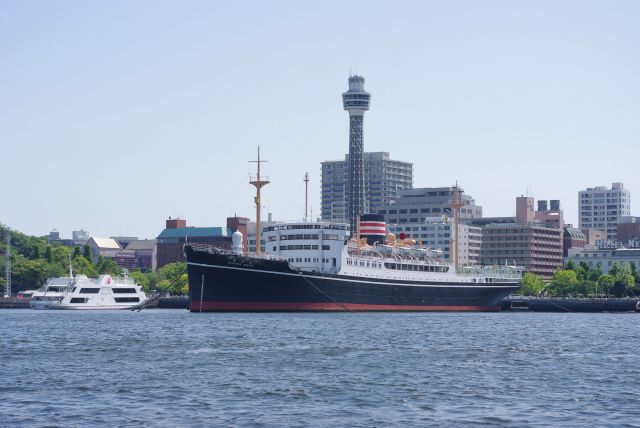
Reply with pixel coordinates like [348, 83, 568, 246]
[450, 182, 464, 273]
[303, 172, 309, 222]
[249, 147, 269, 254]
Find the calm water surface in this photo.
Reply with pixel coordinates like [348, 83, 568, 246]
[1, 310, 639, 427]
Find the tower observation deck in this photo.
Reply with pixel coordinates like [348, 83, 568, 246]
[342, 75, 371, 230]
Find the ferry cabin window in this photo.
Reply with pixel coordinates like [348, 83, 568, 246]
[114, 297, 140, 303]
[322, 245, 330, 250]
[79, 288, 100, 294]
[70, 298, 88, 303]
[112, 288, 138, 294]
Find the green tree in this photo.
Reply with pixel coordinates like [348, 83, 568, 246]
[11, 255, 49, 289]
[598, 274, 615, 296]
[565, 260, 576, 272]
[83, 245, 93, 263]
[589, 262, 603, 282]
[156, 262, 188, 295]
[73, 246, 81, 258]
[630, 262, 639, 287]
[130, 270, 151, 292]
[609, 263, 619, 278]
[549, 270, 579, 296]
[519, 272, 546, 296]
[576, 262, 590, 281]
[32, 245, 41, 259]
[44, 246, 53, 263]
[580, 280, 598, 297]
[72, 256, 99, 278]
[95, 256, 123, 276]
[611, 267, 635, 297]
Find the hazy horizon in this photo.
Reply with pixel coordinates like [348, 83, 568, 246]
[2, 1, 639, 239]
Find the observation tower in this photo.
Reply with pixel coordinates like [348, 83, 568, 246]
[342, 75, 371, 230]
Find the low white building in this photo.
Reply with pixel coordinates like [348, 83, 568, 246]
[87, 237, 122, 261]
[566, 240, 640, 274]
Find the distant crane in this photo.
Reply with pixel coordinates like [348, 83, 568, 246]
[4, 229, 11, 297]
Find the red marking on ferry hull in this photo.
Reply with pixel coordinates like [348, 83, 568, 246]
[191, 301, 500, 312]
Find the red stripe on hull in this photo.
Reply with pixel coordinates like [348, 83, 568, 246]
[191, 301, 500, 312]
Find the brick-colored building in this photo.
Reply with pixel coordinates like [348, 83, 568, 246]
[563, 225, 586, 258]
[617, 216, 640, 241]
[156, 217, 249, 268]
[480, 223, 563, 279]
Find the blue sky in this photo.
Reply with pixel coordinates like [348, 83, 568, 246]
[2, 1, 639, 239]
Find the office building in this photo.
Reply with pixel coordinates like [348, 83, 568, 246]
[480, 223, 563, 279]
[478, 196, 563, 278]
[378, 186, 481, 225]
[579, 182, 631, 239]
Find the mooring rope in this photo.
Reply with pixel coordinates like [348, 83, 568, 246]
[299, 273, 353, 313]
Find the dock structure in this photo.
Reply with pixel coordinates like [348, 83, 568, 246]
[501, 296, 640, 312]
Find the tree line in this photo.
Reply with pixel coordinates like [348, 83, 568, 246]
[520, 260, 640, 298]
[0, 225, 187, 295]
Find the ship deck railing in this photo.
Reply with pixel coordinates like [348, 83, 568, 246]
[186, 243, 287, 262]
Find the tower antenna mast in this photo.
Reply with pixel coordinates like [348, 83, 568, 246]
[4, 228, 11, 298]
[249, 146, 269, 254]
[342, 74, 371, 231]
[304, 172, 309, 222]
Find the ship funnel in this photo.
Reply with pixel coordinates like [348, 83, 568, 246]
[232, 231, 244, 255]
[360, 214, 386, 245]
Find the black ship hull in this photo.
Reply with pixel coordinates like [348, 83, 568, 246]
[185, 246, 519, 312]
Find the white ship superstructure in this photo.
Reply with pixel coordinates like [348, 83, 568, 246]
[262, 222, 350, 273]
[261, 221, 520, 284]
[30, 277, 74, 309]
[45, 273, 148, 310]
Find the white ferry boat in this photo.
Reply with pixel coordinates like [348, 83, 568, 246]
[30, 277, 74, 310]
[48, 273, 148, 310]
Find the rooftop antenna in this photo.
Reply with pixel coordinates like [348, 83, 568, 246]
[249, 146, 270, 254]
[304, 172, 310, 222]
[4, 228, 11, 297]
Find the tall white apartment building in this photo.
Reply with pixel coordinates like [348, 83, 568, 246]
[321, 152, 413, 223]
[579, 182, 631, 239]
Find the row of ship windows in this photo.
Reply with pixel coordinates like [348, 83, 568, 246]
[346, 259, 449, 272]
[274, 245, 331, 251]
[264, 224, 348, 232]
[287, 257, 336, 264]
[72, 288, 138, 294]
[70, 297, 140, 303]
[267, 234, 342, 241]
